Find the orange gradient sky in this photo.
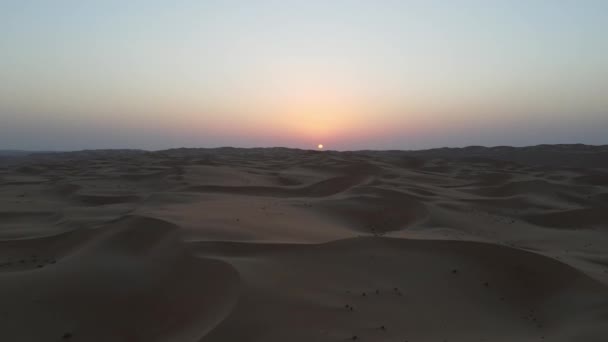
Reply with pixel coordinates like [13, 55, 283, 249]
[1, 1, 607, 150]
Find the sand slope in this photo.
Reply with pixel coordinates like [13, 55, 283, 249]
[196, 238, 608, 342]
[0, 216, 239, 342]
[0, 145, 607, 341]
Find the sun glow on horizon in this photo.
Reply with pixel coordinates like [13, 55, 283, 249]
[1, 1, 607, 150]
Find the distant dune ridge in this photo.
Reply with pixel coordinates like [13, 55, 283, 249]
[1, 144, 607, 341]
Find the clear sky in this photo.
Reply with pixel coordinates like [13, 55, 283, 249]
[1, 0, 607, 150]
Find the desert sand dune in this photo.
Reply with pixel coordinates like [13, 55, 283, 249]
[0, 215, 239, 342]
[1, 145, 607, 341]
[196, 238, 608, 342]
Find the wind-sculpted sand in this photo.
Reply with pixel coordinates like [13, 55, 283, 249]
[0, 145, 607, 341]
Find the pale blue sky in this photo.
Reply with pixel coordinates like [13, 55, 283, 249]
[1, 0, 607, 150]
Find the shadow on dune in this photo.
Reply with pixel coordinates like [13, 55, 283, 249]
[0, 215, 240, 342]
[185, 173, 372, 198]
[524, 207, 608, 229]
[316, 188, 429, 234]
[194, 237, 608, 342]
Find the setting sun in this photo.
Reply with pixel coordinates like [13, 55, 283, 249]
[318, 144, 324, 150]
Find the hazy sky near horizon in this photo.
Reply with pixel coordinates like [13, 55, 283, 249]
[1, 0, 607, 150]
